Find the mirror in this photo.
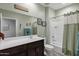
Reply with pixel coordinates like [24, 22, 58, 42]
[0, 9, 45, 38]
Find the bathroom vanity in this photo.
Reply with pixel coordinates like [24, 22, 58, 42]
[0, 35, 44, 56]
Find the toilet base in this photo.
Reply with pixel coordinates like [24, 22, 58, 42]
[44, 44, 55, 56]
[44, 50, 55, 56]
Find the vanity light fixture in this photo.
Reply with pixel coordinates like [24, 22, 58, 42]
[14, 4, 29, 12]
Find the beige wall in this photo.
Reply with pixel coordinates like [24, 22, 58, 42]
[0, 3, 56, 39]
[0, 3, 45, 19]
[48, 8, 56, 18]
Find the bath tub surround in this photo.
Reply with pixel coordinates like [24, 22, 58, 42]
[0, 35, 44, 56]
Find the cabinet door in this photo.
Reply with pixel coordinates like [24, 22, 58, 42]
[27, 45, 44, 56]
[35, 45, 44, 56]
[0, 44, 26, 56]
[14, 51, 26, 56]
[27, 47, 36, 56]
[27, 40, 44, 56]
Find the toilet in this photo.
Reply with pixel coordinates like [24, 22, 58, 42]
[44, 37, 55, 56]
[44, 44, 54, 56]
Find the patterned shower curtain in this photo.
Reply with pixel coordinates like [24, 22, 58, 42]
[63, 13, 79, 56]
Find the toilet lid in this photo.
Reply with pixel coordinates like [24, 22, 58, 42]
[45, 44, 54, 49]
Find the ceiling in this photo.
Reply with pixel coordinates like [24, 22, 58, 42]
[38, 3, 73, 10]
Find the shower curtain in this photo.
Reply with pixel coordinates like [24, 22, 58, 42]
[63, 13, 79, 56]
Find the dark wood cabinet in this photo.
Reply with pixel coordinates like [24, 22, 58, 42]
[27, 40, 44, 56]
[0, 44, 27, 56]
[0, 40, 44, 56]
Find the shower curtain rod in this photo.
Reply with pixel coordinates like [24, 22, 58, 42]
[49, 10, 79, 20]
[64, 10, 79, 16]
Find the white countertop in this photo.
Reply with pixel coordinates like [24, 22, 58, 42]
[0, 35, 45, 50]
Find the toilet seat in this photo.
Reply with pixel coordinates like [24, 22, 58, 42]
[45, 44, 54, 49]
